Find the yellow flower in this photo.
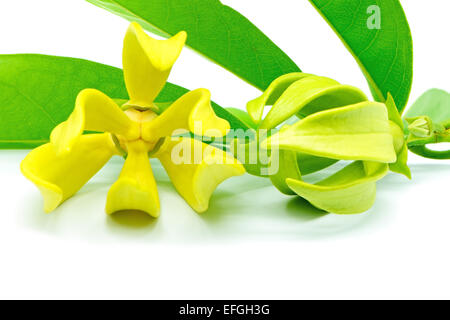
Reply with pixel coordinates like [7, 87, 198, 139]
[21, 23, 245, 217]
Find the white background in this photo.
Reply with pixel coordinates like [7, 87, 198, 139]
[0, 0, 449, 299]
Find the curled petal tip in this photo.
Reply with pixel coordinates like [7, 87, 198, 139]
[144, 88, 230, 141]
[123, 23, 187, 106]
[156, 138, 244, 213]
[21, 150, 64, 213]
[188, 88, 230, 137]
[174, 30, 188, 45]
[105, 179, 160, 218]
[50, 89, 134, 155]
[21, 135, 116, 213]
[285, 161, 388, 214]
[106, 141, 160, 217]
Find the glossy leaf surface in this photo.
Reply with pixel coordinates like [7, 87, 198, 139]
[0, 54, 242, 148]
[86, 0, 301, 90]
[309, 0, 413, 111]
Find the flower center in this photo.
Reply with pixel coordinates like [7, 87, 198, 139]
[114, 108, 159, 154]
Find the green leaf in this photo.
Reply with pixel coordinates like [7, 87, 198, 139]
[0, 54, 242, 149]
[404, 89, 450, 125]
[309, 0, 413, 112]
[0, 54, 126, 148]
[225, 107, 257, 130]
[217, 108, 251, 131]
[86, 0, 301, 90]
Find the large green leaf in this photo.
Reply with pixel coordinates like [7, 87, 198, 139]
[0, 54, 245, 149]
[86, 0, 301, 90]
[309, 0, 413, 112]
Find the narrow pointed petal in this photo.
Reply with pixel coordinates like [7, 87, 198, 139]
[106, 141, 160, 217]
[389, 145, 411, 179]
[260, 76, 367, 129]
[269, 149, 301, 195]
[142, 89, 230, 142]
[230, 138, 269, 177]
[262, 102, 397, 163]
[296, 153, 338, 176]
[385, 93, 404, 128]
[155, 137, 245, 213]
[246, 73, 312, 124]
[385, 93, 411, 178]
[21, 134, 117, 213]
[123, 22, 186, 109]
[286, 161, 388, 214]
[51, 89, 137, 155]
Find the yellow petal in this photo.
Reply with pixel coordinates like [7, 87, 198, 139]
[142, 88, 230, 142]
[123, 22, 187, 109]
[155, 137, 245, 213]
[21, 134, 117, 213]
[106, 140, 160, 217]
[51, 89, 138, 155]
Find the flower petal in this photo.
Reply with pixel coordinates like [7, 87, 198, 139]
[389, 144, 411, 179]
[286, 161, 388, 214]
[106, 140, 160, 217]
[385, 93, 411, 179]
[142, 89, 230, 142]
[123, 22, 186, 109]
[296, 153, 338, 176]
[262, 102, 397, 163]
[259, 75, 367, 129]
[21, 134, 117, 213]
[269, 149, 301, 195]
[155, 137, 245, 213]
[246, 72, 312, 124]
[385, 93, 404, 129]
[51, 89, 137, 155]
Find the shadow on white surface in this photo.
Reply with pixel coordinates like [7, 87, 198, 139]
[3, 150, 450, 244]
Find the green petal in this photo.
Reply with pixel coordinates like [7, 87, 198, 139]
[286, 161, 388, 214]
[384, 93, 411, 178]
[385, 93, 404, 128]
[269, 149, 301, 195]
[259, 75, 367, 129]
[389, 145, 411, 179]
[262, 102, 396, 163]
[246, 73, 312, 124]
[296, 153, 338, 176]
[231, 138, 269, 177]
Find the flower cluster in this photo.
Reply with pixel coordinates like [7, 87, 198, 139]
[233, 73, 409, 214]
